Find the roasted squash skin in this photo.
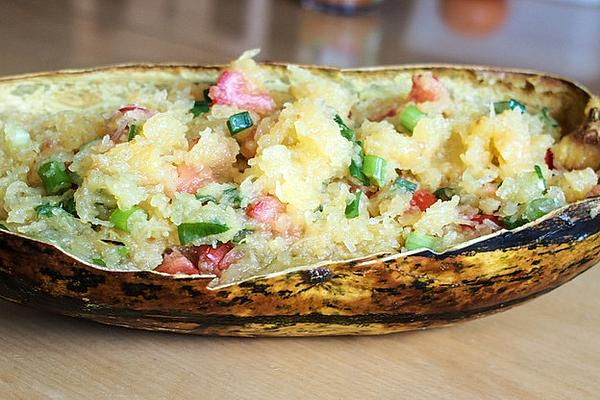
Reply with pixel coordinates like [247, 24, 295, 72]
[0, 64, 598, 336]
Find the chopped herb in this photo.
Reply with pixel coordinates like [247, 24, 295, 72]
[334, 114, 356, 142]
[195, 194, 218, 204]
[222, 187, 241, 207]
[494, 99, 527, 114]
[91, 258, 107, 267]
[405, 232, 437, 251]
[177, 222, 230, 245]
[540, 107, 559, 128]
[345, 191, 362, 219]
[35, 203, 59, 217]
[362, 155, 387, 187]
[110, 206, 144, 232]
[399, 105, 426, 133]
[127, 124, 140, 141]
[190, 100, 210, 118]
[394, 178, 417, 193]
[38, 161, 72, 195]
[0, 224, 7, 230]
[227, 111, 253, 135]
[524, 197, 561, 222]
[434, 187, 456, 201]
[232, 229, 252, 245]
[534, 165, 548, 192]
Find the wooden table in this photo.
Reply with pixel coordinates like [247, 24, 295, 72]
[1, 1, 599, 399]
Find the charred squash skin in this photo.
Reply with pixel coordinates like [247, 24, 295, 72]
[0, 63, 598, 336]
[0, 198, 598, 336]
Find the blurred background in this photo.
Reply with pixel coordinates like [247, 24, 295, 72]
[0, 0, 598, 92]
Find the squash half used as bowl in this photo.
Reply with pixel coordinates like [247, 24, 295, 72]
[0, 62, 598, 336]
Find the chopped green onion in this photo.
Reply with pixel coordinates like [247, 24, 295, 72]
[91, 258, 107, 267]
[35, 203, 59, 217]
[38, 161, 72, 195]
[232, 228, 252, 245]
[534, 165, 548, 192]
[222, 187, 241, 207]
[405, 232, 437, 251]
[494, 99, 527, 114]
[434, 187, 456, 201]
[524, 197, 561, 222]
[345, 191, 362, 219]
[394, 178, 417, 193]
[362, 155, 387, 187]
[501, 215, 527, 229]
[540, 107, 559, 128]
[203, 88, 213, 104]
[61, 197, 77, 217]
[118, 246, 129, 257]
[399, 105, 426, 133]
[349, 142, 370, 186]
[334, 114, 356, 142]
[195, 194, 217, 204]
[191, 100, 210, 118]
[110, 206, 143, 232]
[127, 124, 140, 141]
[0, 224, 7, 230]
[227, 111, 253, 135]
[177, 222, 230, 245]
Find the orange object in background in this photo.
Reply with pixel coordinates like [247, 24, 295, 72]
[440, 0, 508, 37]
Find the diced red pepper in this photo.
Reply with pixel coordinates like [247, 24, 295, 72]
[370, 108, 398, 122]
[197, 243, 240, 276]
[410, 189, 438, 211]
[176, 165, 214, 194]
[208, 70, 275, 114]
[155, 250, 199, 275]
[408, 72, 449, 103]
[246, 195, 285, 224]
[545, 148, 555, 170]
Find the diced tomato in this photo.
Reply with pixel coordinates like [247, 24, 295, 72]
[408, 72, 449, 103]
[246, 195, 285, 224]
[410, 189, 438, 211]
[155, 250, 199, 275]
[208, 70, 276, 114]
[176, 165, 214, 194]
[197, 243, 240, 276]
[545, 148, 555, 170]
[471, 213, 502, 226]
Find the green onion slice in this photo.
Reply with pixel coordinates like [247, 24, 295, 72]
[227, 111, 253, 135]
[191, 100, 210, 118]
[394, 178, 417, 193]
[540, 107, 559, 128]
[494, 99, 527, 114]
[434, 187, 456, 201]
[118, 246, 129, 257]
[345, 191, 362, 219]
[38, 161, 72, 195]
[0, 224, 7, 230]
[399, 105, 426, 133]
[195, 194, 217, 204]
[334, 114, 356, 142]
[35, 203, 59, 217]
[222, 187, 241, 207]
[91, 258, 107, 267]
[362, 155, 387, 187]
[524, 197, 560, 222]
[405, 232, 437, 251]
[534, 165, 548, 192]
[110, 206, 144, 232]
[501, 215, 528, 229]
[203, 88, 213, 104]
[127, 124, 140, 141]
[232, 228, 252, 245]
[177, 222, 230, 245]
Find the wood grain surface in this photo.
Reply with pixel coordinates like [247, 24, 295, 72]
[0, 0, 599, 399]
